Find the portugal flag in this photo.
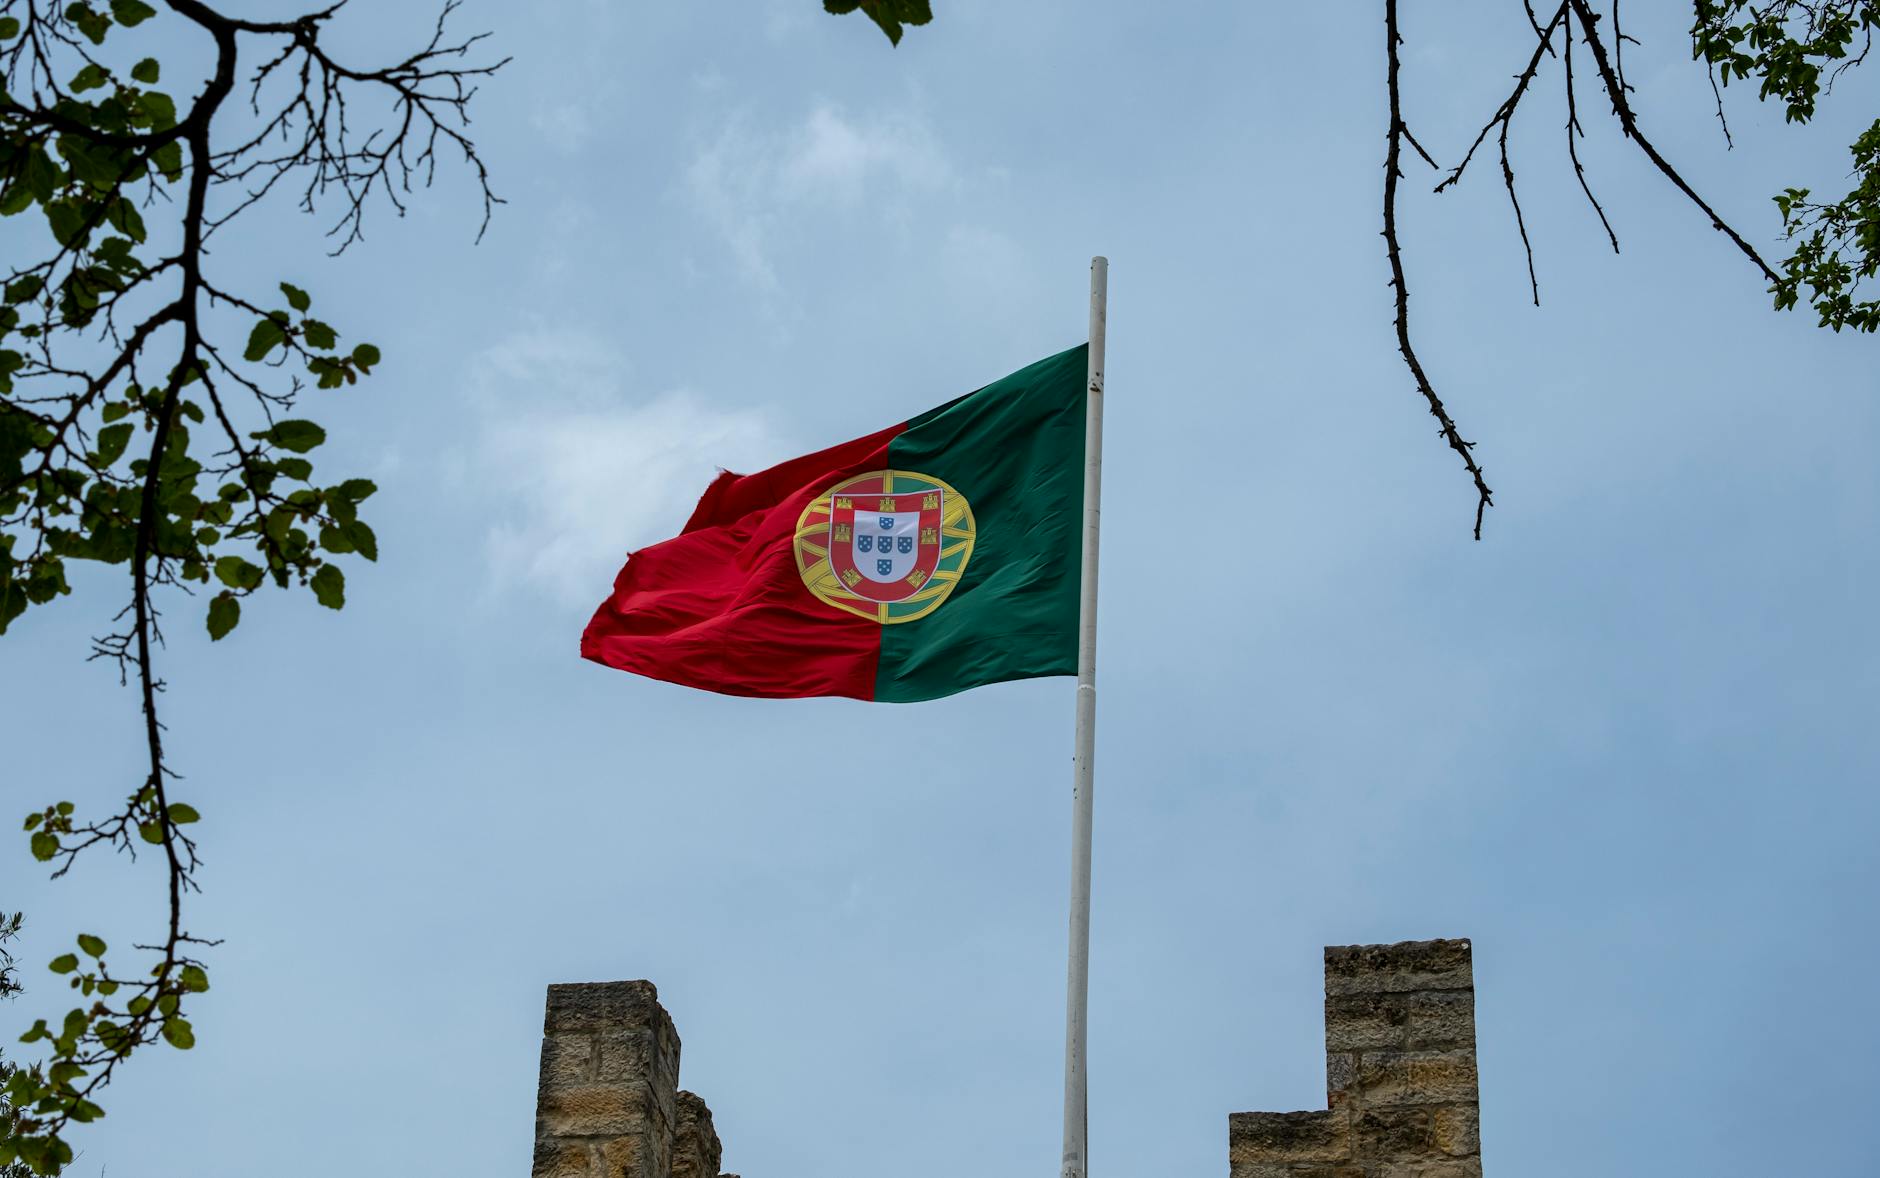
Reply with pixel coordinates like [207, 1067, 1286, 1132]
[581, 344, 1088, 702]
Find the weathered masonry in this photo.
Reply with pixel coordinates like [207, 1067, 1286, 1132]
[1231, 938, 1483, 1178]
[530, 937, 1482, 1177]
[530, 981, 733, 1178]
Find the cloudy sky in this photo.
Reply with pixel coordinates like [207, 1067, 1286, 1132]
[5, 2, 1879, 1175]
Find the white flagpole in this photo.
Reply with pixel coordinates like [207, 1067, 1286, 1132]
[1061, 256, 1107, 1178]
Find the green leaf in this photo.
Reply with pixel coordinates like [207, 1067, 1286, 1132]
[213, 555, 263, 589]
[68, 2, 111, 44]
[180, 964, 209, 992]
[139, 88, 177, 131]
[310, 563, 345, 610]
[70, 63, 110, 93]
[25, 147, 60, 203]
[318, 523, 354, 554]
[160, 1018, 194, 1049]
[206, 592, 239, 640]
[45, 201, 89, 248]
[260, 419, 326, 453]
[275, 457, 313, 480]
[48, 954, 78, 974]
[302, 319, 337, 350]
[0, 17, 20, 39]
[350, 342, 381, 370]
[30, 830, 58, 861]
[0, 184, 33, 217]
[167, 802, 200, 823]
[153, 139, 183, 182]
[138, 822, 164, 844]
[243, 317, 287, 362]
[337, 478, 378, 502]
[106, 195, 147, 242]
[308, 357, 346, 389]
[109, 0, 157, 25]
[280, 282, 311, 312]
[131, 56, 160, 83]
[344, 520, 378, 561]
[77, 934, 105, 957]
[95, 422, 133, 466]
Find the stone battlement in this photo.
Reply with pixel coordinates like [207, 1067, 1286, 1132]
[1230, 938, 1483, 1177]
[530, 938, 1483, 1176]
[530, 980, 733, 1178]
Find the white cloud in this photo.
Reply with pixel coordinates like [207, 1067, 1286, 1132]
[779, 104, 950, 202]
[531, 102, 595, 155]
[684, 101, 952, 288]
[468, 327, 792, 605]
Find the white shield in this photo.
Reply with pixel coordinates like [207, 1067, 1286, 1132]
[852, 510, 922, 583]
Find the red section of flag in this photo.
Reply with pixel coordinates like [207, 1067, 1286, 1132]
[579, 422, 901, 699]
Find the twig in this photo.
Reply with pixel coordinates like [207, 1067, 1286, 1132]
[1384, 0, 1494, 539]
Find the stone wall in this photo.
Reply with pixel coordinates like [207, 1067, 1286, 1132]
[1228, 938, 1483, 1178]
[530, 980, 735, 1178]
[531, 938, 1482, 1178]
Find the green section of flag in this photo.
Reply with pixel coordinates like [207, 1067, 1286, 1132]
[875, 344, 1087, 702]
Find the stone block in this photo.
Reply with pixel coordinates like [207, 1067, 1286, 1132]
[539, 1033, 595, 1090]
[599, 1130, 667, 1178]
[1229, 1166, 1363, 1178]
[1433, 1105, 1480, 1157]
[1323, 939, 1473, 997]
[1352, 1108, 1440, 1160]
[1228, 1110, 1350, 1163]
[1354, 1050, 1478, 1106]
[1324, 989, 1475, 1052]
[539, 1084, 659, 1138]
[530, 1139, 593, 1178]
[545, 981, 671, 1038]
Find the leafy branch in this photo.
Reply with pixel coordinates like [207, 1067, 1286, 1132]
[0, 1, 501, 1172]
[0, 913, 29, 1178]
[1382, 1, 1878, 537]
[1695, 1, 1880, 330]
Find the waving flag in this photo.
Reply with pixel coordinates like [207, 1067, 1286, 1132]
[581, 344, 1088, 702]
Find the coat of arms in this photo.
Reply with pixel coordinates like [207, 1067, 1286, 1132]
[793, 470, 975, 623]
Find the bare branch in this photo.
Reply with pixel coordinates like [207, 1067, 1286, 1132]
[1385, 0, 1494, 539]
[1568, 0, 1778, 283]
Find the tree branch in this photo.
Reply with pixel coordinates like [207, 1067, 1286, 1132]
[1385, 0, 1494, 539]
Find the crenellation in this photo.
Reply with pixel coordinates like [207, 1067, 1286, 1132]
[531, 937, 1485, 1177]
[1231, 937, 1484, 1178]
[532, 980, 712, 1178]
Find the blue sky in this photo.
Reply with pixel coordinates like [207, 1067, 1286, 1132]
[5, 2, 1879, 1175]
